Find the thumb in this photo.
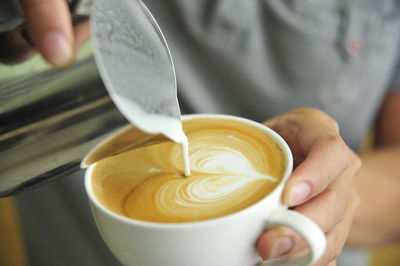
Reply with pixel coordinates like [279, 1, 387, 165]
[21, 0, 75, 67]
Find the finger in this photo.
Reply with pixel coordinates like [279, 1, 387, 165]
[263, 115, 306, 166]
[0, 29, 36, 64]
[256, 187, 344, 260]
[21, 0, 74, 67]
[283, 137, 357, 206]
[257, 165, 358, 259]
[312, 192, 359, 266]
[257, 226, 295, 259]
[293, 159, 359, 232]
[326, 261, 337, 266]
[264, 108, 340, 151]
[257, 191, 359, 263]
[73, 21, 90, 50]
[263, 108, 341, 169]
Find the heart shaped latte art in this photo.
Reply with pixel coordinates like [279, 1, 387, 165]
[92, 118, 286, 223]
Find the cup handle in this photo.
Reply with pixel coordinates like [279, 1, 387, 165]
[260, 209, 327, 266]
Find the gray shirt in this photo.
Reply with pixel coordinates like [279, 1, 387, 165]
[144, 0, 400, 150]
[17, 1, 400, 266]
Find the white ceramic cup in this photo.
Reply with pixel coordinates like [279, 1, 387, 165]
[84, 114, 326, 266]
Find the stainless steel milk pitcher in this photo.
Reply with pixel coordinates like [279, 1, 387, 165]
[0, 0, 127, 196]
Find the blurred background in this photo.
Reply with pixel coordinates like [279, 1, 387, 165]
[1, 0, 400, 265]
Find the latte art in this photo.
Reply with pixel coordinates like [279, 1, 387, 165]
[92, 118, 285, 222]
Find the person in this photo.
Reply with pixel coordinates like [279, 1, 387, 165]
[4, 0, 400, 265]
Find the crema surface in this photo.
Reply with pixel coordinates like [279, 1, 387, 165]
[92, 118, 285, 223]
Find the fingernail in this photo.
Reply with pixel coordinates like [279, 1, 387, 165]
[42, 32, 72, 67]
[269, 237, 292, 258]
[287, 181, 311, 205]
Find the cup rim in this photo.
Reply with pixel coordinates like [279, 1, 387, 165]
[84, 113, 293, 229]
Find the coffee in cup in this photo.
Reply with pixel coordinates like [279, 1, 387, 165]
[91, 117, 286, 223]
[84, 114, 326, 266]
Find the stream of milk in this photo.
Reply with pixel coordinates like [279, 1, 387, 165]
[113, 97, 191, 176]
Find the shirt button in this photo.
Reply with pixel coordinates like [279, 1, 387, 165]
[346, 38, 365, 56]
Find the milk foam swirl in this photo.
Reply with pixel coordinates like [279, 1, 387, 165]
[168, 139, 277, 206]
[92, 118, 285, 223]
